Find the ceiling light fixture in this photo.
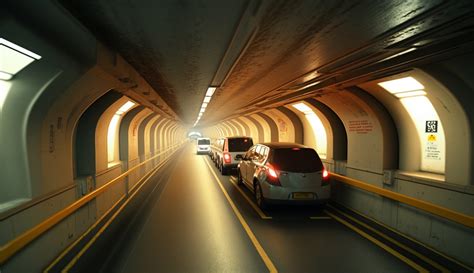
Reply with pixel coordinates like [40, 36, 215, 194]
[194, 86, 218, 127]
[0, 38, 42, 81]
[378, 76, 424, 94]
[378, 76, 427, 99]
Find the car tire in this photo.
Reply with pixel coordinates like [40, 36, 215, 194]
[254, 182, 268, 210]
[237, 169, 244, 185]
[221, 163, 228, 175]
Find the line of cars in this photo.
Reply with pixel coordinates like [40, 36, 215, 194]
[197, 136, 330, 209]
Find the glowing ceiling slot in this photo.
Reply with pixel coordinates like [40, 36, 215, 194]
[107, 100, 136, 164]
[292, 102, 327, 159]
[0, 38, 42, 80]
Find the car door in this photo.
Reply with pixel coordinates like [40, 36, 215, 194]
[240, 146, 256, 185]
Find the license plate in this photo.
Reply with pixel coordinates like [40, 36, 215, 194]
[292, 192, 314, 200]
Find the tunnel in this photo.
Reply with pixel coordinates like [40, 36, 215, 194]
[1, 1, 474, 272]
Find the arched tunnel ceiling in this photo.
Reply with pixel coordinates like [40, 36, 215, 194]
[60, 0, 474, 127]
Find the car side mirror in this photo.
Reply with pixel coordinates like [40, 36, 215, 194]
[235, 154, 243, 160]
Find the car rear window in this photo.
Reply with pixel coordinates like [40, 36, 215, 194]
[228, 138, 253, 152]
[270, 148, 323, 173]
[198, 139, 210, 145]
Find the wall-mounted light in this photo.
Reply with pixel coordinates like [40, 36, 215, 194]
[0, 38, 42, 81]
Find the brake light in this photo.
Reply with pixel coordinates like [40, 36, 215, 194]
[223, 153, 231, 163]
[265, 163, 281, 186]
[323, 169, 329, 178]
[322, 168, 330, 186]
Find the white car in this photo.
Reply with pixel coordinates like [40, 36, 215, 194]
[196, 138, 211, 155]
[238, 143, 330, 208]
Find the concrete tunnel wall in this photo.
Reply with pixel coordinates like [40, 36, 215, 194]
[1, 3, 474, 272]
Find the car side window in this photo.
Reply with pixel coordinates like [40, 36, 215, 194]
[245, 146, 256, 160]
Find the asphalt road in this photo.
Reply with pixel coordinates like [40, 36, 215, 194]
[101, 144, 419, 273]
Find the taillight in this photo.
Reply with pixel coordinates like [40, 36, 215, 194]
[322, 168, 330, 186]
[323, 169, 329, 178]
[265, 163, 281, 186]
[223, 153, 231, 163]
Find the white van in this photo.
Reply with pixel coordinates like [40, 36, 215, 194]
[196, 138, 211, 155]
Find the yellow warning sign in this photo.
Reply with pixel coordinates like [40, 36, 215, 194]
[428, 134, 437, 142]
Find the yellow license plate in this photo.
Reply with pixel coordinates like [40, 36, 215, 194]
[292, 192, 314, 200]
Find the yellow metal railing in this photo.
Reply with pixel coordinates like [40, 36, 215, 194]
[0, 143, 184, 265]
[331, 173, 474, 229]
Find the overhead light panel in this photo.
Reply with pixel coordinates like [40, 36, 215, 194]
[200, 107, 206, 113]
[206, 87, 216, 97]
[203, 96, 211, 103]
[292, 102, 313, 114]
[0, 38, 42, 81]
[378, 76, 424, 94]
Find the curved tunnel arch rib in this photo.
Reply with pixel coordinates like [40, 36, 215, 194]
[256, 112, 279, 142]
[244, 115, 264, 143]
[304, 99, 347, 160]
[152, 118, 169, 155]
[346, 87, 399, 170]
[75, 91, 122, 177]
[119, 106, 145, 164]
[225, 121, 238, 136]
[235, 117, 251, 137]
[138, 113, 158, 162]
[158, 119, 173, 152]
[277, 106, 304, 144]
[228, 119, 245, 136]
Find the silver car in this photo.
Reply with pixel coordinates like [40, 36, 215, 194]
[238, 143, 330, 209]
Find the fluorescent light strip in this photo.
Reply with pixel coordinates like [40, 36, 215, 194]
[203, 96, 211, 103]
[206, 87, 216, 97]
[0, 38, 42, 60]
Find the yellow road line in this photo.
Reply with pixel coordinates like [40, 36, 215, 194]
[332, 203, 473, 272]
[328, 205, 450, 273]
[62, 156, 173, 272]
[324, 210, 429, 273]
[227, 175, 272, 220]
[204, 158, 278, 273]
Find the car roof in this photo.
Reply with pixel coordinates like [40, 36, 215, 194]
[197, 137, 210, 140]
[258, 142, 309, 149]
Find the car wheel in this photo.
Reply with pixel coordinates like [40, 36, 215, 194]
[221, 163, 228, 175]
[254, 182, 267, 210]
[237, 169, 243, 185]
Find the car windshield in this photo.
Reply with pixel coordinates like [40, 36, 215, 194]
[228, 138, 253, 152]
[270, 148, 323, 173]
[198, 139, 210, 145]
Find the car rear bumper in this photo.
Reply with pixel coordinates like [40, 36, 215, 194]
[261, 182, 331, 202]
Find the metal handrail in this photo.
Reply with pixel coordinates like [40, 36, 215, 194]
[331, 173, 474, 229]
[0, 143, 183, 264]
